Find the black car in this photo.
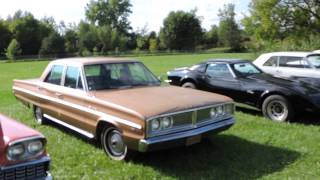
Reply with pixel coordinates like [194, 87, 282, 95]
[167, 59, 320, 122]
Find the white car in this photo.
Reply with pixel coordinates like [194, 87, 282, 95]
[253, 52, 320, 78]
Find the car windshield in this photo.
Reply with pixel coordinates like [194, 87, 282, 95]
[84, 62, 160, 90]
[307, 55, 320, 68]
[231, 62, 262, 77]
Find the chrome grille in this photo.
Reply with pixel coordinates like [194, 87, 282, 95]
[0, 161, 49, 180]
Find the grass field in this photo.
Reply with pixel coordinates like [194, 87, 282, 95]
[0, 53, 319, 179]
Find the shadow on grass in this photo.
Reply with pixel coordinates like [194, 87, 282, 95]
[236, 106, 320, 126]
[132, 135, 300, 180]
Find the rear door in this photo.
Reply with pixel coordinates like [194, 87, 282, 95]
[203, 63, 242, 101]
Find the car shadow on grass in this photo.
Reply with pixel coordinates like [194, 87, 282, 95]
[236, 106, 320, 126]
[132, 135, 300, 180]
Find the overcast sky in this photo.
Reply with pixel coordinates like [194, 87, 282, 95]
[0, 0, 250, 32]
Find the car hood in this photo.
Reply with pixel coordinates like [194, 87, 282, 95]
[0, 114, 42, 146]
[93, 85, 233, 119]
[247, 74, 320, 94]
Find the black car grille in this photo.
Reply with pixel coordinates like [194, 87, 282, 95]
[0, 161, 49, 180]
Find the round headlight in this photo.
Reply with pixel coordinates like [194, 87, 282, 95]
[210, 108, 217, 118]
[217, 105, 224, 115]
[8, 143, 25, 160]
[162, 117, 173, 128]
[151, 119, 160, 131]
[28, 140, 44, 154]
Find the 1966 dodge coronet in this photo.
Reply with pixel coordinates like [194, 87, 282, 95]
[13, 57, 235, 160]
[0, 114, 51, 179]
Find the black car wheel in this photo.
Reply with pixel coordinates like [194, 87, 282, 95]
[33, 106, 46, 124]
[182, 82, 196, 89]
[262, 95, 294, 122]
[101, 127, 128, 161]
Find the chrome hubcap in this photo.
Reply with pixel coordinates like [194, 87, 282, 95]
[107, 130, 125, 156]
[267, 100, 288, 121]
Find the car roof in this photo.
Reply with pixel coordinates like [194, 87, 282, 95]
[51, 57, 139, 66]
[261, 51, 319, 57]
[205, 59, 250, 64]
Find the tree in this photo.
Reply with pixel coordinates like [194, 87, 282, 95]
[160, 10, 203, 50]
[8, 11, 46, 55]
[39, 32, 65, 57]
[6, 39, 22, 60]
[204, 25, 219, 48]
[149, 38, 158, 52]
[85, 0, 132, 34]
[64, 29, 78, 54]
[0, 20, 12, 56]
[242, 0, 320, 42]
[218, 4, 242, 51]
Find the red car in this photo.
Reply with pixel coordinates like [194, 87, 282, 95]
[0, 114, 52, 179]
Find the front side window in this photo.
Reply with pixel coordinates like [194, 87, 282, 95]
[279, 56, 310, 68]
[84, 62, 160, 91]
[45, 65, 64, 85]
[263, 56, 278, 67]
[64, 66, 83, 90]
[206, 64, 234, 79]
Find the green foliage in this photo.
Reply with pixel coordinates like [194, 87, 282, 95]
[243, 0, 320, 51]
[218, 4, 243, 51]
[160, 10, 203, 50]
[0, 20, 12, 56]
[204, 25, 219, 48]
[149, 38, 158, 52]
[85, 0, 132, 34]
[8, 11, 52, 55]
[64, 29, 78, 54]
[5, 39, 21, 60]
[39, 32, 65, 57]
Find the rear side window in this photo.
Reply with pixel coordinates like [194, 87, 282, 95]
[263, 56, 278, 66]
[64, 66, 83, 90]
[206, 64, 233, 79]
[279, 56, 310, 68]
[45, 65, 64, 85]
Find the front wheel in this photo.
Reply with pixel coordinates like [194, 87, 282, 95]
[33, 106, 46, 124]
[262, 95, 294, 122]
[100, 127, 128, 161]
[182, 82, 196, 89]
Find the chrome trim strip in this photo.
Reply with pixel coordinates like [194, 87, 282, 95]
[146, 102, 234, 121]
[44, 114, 95, 138]
[13, 86, 142, 130]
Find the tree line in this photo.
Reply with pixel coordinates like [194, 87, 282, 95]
[0, 0, 319, 60]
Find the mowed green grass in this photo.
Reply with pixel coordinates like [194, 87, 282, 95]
[0, 53, 319, 179]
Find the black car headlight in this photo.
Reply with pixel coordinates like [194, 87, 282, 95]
[7, 137, 45, 161]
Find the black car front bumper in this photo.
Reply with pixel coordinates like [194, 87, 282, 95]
[0, 156, 52, 180]
[138, 117, 235, 152]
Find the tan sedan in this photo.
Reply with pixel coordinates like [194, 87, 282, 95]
[13, 57, 235, 160]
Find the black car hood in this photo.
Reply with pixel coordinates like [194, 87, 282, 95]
[246, 73, 320, 94]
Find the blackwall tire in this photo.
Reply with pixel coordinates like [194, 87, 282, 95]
[262, 95, 294, 122]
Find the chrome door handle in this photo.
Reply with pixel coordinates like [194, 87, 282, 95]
[37, 86, 44, 91]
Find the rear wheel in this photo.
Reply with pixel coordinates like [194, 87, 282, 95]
[182, 82, 196, 89]
[262, 95, 294, 122]
[33, 106, 46, 124]
[100, 127, 128, 161]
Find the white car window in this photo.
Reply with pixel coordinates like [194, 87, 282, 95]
[279, 56, 309, 68]
[307, 55, 320, 68]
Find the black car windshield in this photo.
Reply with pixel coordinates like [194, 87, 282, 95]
[231, 62, 262, 77]
[307, 55, 320, 68]
[84, 62, 160, 90]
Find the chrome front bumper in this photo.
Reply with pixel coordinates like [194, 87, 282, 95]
[138, 117, 235, 152]
[0, 156, 52, 180]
